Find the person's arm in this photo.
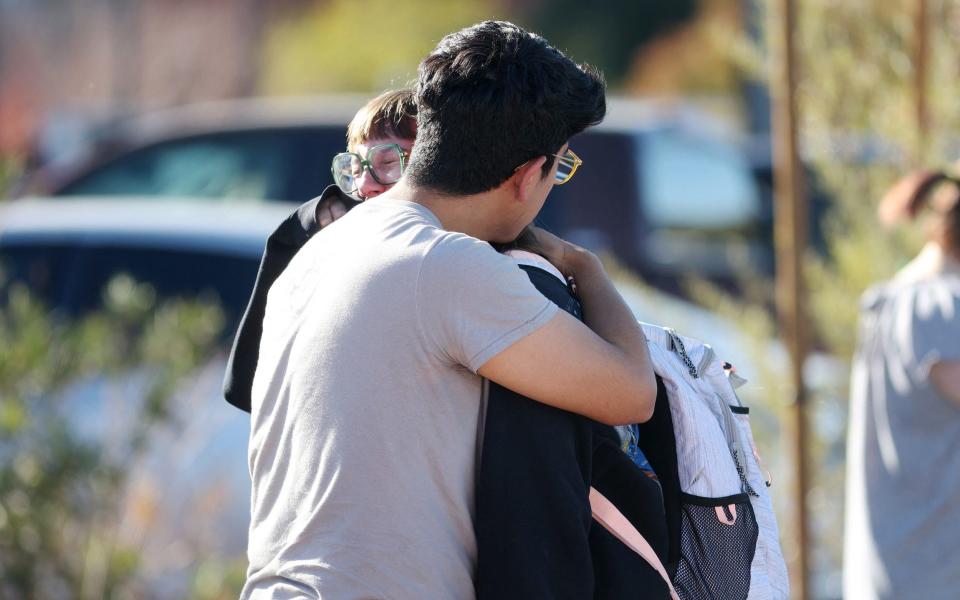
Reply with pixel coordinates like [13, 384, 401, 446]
[930, 360, 960, 405]
[478, 230, 657, 426]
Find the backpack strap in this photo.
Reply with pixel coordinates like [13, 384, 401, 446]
[589, 487, 680, 600]
[665, 327, 699, 379]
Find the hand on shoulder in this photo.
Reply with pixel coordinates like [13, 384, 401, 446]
[316, 195, 350, 228]
[528, 226, 599, 280]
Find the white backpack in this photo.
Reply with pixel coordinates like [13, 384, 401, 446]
[608, 323, 790, 600]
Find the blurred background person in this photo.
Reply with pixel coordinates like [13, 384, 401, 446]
[844, 168, 960, 600]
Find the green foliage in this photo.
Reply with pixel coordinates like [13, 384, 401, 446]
[190, 557, 249, 600]
[770, 0, 957, 489]
[0, 157, 22, 200]
[261, 0, 494, 94]
[0, 275, 225, 598]
[258, 0, 702, 95]
[788, 0, 958, 359]
[527, 0, 697, 86]
[685, 0, 960, 593]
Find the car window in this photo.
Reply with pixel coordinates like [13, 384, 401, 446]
[0, 243, 259, 336]
[58, 128, 344, 203]
[535, 130, 641, 259]
[638, 130, 761, 231]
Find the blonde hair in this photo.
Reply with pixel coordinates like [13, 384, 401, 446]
[346, 89, 417, 152]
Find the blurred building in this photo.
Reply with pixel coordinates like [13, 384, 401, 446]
[0, 0, 311, 160]
[1, 0, 727, 164]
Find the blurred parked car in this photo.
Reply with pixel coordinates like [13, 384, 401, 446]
[13, 96, 368, 204]
[11, 96, 783, 294]
[0, 197, 295, 329]
[0, 198, 298, 596]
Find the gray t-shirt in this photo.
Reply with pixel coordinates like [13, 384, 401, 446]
[241, 199, 558, 599]
[844, 271, 960, 600]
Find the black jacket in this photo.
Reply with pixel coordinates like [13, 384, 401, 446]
[222, 185, 359, 412]
[476, 264, 669, 599]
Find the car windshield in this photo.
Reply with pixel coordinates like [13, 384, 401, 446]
[0, 243, 259, 334]
[57, 127, 344, 203]
[638, 129, 761, 232]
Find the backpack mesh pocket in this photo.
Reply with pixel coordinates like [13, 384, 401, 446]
[674, 492, 758, 600]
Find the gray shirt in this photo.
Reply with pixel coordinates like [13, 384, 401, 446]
[844, 270, 960, 600]
[241, 199, 558, 599]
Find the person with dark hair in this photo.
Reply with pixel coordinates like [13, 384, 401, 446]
[406, 21, 605, 197]
[844, 169, 960, 600]
[240, 20, 658, 600]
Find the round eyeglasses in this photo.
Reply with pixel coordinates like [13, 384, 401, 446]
[331, 143, 409, 196]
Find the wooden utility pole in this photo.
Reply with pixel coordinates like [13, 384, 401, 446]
[914, 0, 930, 163]
[770, 0, 810, 598]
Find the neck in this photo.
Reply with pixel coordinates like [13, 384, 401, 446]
[896, 241, 960, 282]
[384, 179, 509, 241]
[941, 244, 960, 275]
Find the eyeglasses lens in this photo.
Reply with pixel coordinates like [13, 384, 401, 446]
[332, 153, 362, 192]
[367, 145, 404, 184]
[331, 145, 405, 193]
[554, 154, 574, 184]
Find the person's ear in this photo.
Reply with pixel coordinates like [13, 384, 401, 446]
[513, 156, 549, 203]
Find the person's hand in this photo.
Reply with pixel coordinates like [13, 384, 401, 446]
[528, 226, 595, 279]
[317, 196, 349, 228]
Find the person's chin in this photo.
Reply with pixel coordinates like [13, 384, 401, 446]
[490, 229, 524, 245]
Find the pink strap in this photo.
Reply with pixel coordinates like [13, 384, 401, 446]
[589, 487, 680, 600]
[715, 504, 738, 525]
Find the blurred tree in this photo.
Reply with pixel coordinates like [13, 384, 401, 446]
[259, 0, 705, 95]
[526, 0, 698, 87]
[621, 0, 745, 95]
[0, 158, 21, 200]
[0, 275, 225, 598]
[261, 0, 494, 94]
[687, 0, 960, 595]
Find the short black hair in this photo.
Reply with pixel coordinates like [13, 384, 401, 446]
[406, 21, 605, 195]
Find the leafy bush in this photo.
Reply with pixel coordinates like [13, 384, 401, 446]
[0, 275, 225, 598]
